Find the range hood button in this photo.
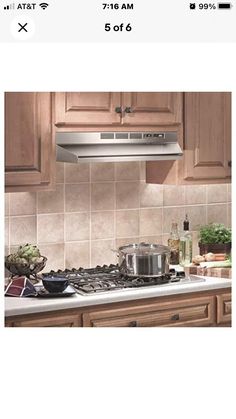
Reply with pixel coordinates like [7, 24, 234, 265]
[153, 133, 165, 139]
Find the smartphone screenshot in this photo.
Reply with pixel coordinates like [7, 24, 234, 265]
[1, 1, 235, 419]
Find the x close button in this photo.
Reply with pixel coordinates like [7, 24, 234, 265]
[10, 16, 35, 40]
[18, 23, 28, 33]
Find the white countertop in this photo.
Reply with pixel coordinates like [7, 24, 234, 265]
[5, 276, 232, 317]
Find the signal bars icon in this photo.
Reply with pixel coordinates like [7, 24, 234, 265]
[4, 3, 15, 10]
[39, 2, 49, 9]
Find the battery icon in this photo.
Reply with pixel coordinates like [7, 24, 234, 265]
[218, 3, 232, 8]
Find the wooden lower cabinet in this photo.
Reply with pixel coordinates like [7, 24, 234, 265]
[83, 295, 215, 327]
[6, 311, 81, 327]
[5, 289, 231, 327]
[217, 293, 232, 325]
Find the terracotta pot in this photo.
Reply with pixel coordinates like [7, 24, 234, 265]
[198, 242, 231, 255]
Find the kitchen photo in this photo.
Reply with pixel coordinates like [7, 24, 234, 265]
[4, 92, 232, 327]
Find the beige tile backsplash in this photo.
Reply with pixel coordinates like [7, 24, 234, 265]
[65, 163, 90, 183]
[38, 184, 64, 214]
[38, 214, 64, 244]
[140, 183, 163, 208]
[115, 162, 140, 181]
[116, 181, 140, 209]
[91, 162, 115, 182]
[9, 192, 36, 216]
[207, 184, 228, 204]
[91, 182, 115, 211]
[207, 204, 228, 225]
[65, 212, 89, 241]
[65, 183, 90, 212]
[163, 185, 185, 207]
[5, 163, 231, 271]
[91, 211, 114, 240]
[10, 215, 37, 246]
[116, 210, 139, 238]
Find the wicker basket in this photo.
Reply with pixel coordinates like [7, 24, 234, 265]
[198, 242, 231, 255]
[5, 256, 47, 278]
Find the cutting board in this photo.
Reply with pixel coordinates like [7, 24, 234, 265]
[184, 265, 232, 279]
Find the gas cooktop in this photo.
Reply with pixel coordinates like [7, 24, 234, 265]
[42, 265, 205, 296]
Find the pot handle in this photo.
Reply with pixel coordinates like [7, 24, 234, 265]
[111, 249, 120, 258]
[111, 249, 126, 260]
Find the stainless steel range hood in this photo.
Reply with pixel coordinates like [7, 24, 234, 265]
[56, 132, 183, 163]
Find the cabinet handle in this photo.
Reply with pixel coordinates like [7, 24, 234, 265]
[115, 107, 122, 114]
[171, 314, 180, 321]
[125, 107, 133, 113]
[129, 321, 138, 327]
[228, 161, 232, 168]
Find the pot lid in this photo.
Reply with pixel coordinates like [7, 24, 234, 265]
[119, 243, 170, 256]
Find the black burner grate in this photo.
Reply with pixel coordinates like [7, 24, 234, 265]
[42, 265, 185, 295]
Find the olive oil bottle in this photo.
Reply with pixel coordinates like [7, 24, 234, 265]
[179, 214, 192, 266]
[168, 222, 180, 265]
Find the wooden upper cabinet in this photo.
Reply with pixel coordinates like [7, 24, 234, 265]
[5, 92, 55, 192]
[122, 92, 183, 125]
[146, 92, 231, 184]
[55, 92, 121, 127]
[54, 92, 183, 129]
[182, 93, 231, 182]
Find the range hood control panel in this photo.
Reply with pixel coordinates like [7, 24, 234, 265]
[99, 132, 171, 143]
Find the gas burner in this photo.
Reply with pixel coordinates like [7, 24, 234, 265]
[42, 264, 186, 295]
[128, 275, 171, 286]
[42, 265, 205, 296]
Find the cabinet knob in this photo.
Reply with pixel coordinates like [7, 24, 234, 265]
[115, 107, 122, 114]
[228, 160, 232, 168]
[171, 314, 180, 321]
[129, 321, 138, 327]
[125, 107, 133, 113]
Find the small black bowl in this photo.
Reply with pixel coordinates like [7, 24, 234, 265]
[42, 277, 69, 294]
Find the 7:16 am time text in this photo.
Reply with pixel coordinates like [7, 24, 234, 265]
[102, 3, 134, 9]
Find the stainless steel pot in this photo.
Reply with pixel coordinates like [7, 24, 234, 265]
[116, 243, 170, 277]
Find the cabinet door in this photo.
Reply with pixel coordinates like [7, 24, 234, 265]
[10, 313, 81, 327]
[217, 293, 231, 325]
[55, 92, 121, 127]
[5, 92, 55, 192]
[83, 296, 215, 327]
[146, 92, 231, 184]
[183, 92, 231, 181]
[122, 92, 183, 126]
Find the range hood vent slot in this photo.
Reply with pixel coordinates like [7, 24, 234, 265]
[100, 133, 114, 140]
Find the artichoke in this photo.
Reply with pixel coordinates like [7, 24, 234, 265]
[17, 244, 41, 261]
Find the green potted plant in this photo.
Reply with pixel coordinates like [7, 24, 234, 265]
[198, 223, 231, 255]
